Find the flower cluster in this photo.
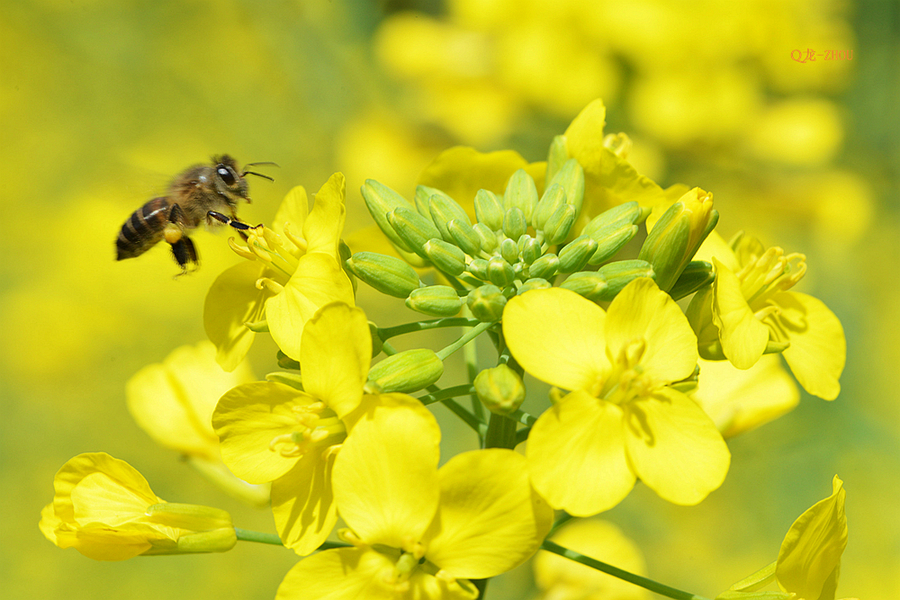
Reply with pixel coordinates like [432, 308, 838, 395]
[41, 99, 851, 600]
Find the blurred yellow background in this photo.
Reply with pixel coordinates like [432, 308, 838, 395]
[2, 0, 897, 598]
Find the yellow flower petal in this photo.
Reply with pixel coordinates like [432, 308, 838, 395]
[694, 356, 799, 437]
[126, 341, 254, 461]
[273, 185, 310, 238]
[303, 173, 347, 258]
[332, 394, 441, 548]
[503, 288, 610, 393]
[772, 292, 845, 400]
[276, 548, 397, 600]
[624, 388, 730, 506]
[425, 449, 553, 579]
[527, 390, 635, 516]
[213, 382, 314, 484]
[713, 258, 769, 369]
[204, 260, 272, 371]
[606, 278, 698, 383]
[271, 450, 337, 556]
[266, 253, 355, 360]
[301, 303, 370, 419]
[693, 230, 740, 273]
[776, 476, 847, 600]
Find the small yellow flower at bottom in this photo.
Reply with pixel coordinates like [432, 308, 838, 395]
[39, 453, 235, 561]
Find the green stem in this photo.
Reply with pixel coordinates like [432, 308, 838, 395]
[378, 318, 481, 340]
[483, 413, 517, 449]
[381, 340, 399, 356]
[436, 321, 493, 361]
[440, 398, 487, 436]
[418, 384, 477, 406]
[234, 529, 350, 552]
[540, 540, 712, 600]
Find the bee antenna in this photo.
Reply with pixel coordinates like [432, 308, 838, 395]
[243, 171, 275, 182]
[244, 162, 279, 168]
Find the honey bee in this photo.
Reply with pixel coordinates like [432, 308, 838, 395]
[115, 155, 275, 272]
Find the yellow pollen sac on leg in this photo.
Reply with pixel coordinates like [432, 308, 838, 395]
[164, 223, 183, 244]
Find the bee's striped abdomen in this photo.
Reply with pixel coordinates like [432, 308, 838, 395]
[115, 197, 173, 260]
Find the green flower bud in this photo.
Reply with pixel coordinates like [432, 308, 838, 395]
[503, 206, 527, 241]
[475, 189, 504, 231]
[546, 135, 568, 183]
[423, 238, 467, 276]
[519, 278, 552, 294]
[361, 180, 416, 253]
[533, 183, 567, 232]
[586, 223, 638, 265]
[487, 256, 516, 287]
[448, 219, 482, 256]
[473, 222, 498, 253]
[345, 252, 422, 297]
[582, 201, 649, 237]
[669, 260, 715, 301]
[406, 285, 464, 317]
[638, 188, 718, 292]
[520, 236, 542, 264]
[561, 259, 656, 302]
[528, 253, 559, 279]
[503, 169, 538, 224]
[389, 207, 443, 258]
[467, 258, 489, 280]
[500, 237, 519, 265]
[142, 503, 237, 555]
[413, 184, 434, 215]
[547, 158, 585, 218]
[428, 191, 471, 242]
[467, 284, 507, 322]
[474, 364, 525, 416]
[558, 235, 599, 274]
[368, 348, 444, 393]
[544, 204, 577, 246]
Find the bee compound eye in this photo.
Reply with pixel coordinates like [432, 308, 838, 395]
[217, 165, 237, 186]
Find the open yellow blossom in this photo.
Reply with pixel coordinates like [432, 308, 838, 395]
[212, 302, 371, 555]
[39, 453, 236, 561]
[688, 231, 845, 400]
[504, 279, 730, 515]
[125, 340, 268, 506]
[205, 172, 354, 370]
[276, 395, 553, 600]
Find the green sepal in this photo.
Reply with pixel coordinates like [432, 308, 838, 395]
[698, 339, 791, 361]
[345, 251, 422, 298]
[467, 284, 507, 322]
[266, 371, 304, 389]
[423, 238, 467, 276]
[475, 189, 504, 231]
[582, 201, 648, 237]
[145, 503, 233, 531]
[275, 351, 301, 371]
[486, 256, 516, 287]
[406, 285, 464, 317]
[503, 169, 538, 224]
[544, 203, 578, 246]
[474, 364, 526, 416]
[246, 319, 269, 333]
[638, 202, 691, 291]
[560, 259, 655, 302]
[500, 238, 519, 265]
[427, 191, 472, 242]
[361, 180, 416, 253]
[472, 222, 498, 253]
[533, 183, 567, 232]
[547, 158, 585, 219]
[587, 223, 638, 265]
[503, 206, 527, 241]
[558, 235, 598, 274]
[448, 219, 482, 256]
[467, 258, 489, 281]
[669, 260, 715, 300]
[389, 207, 444, 258]
[528, 253, 559, 280]
[368, 348, 444, 393]
[520, 236, 542, 264]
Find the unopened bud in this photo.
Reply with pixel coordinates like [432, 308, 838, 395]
[520, 236, 542, 264]
[503, 169, 538, 224]
[406, 285, 464, 317]
[475, 189, 504, 231]
[503, 206, 527, 241]
[528, 253, 559, 280]
[467, 258, 489, 280]
[669, 260, 715, 300]
[519, 278, 552, 294]
[361, 180, 417, 253]
[587, 223, 638, 265]
[486, 256, 516, 287]
[474, 364, 525, 415]
[547, 158, 585, 218]
[544, 204, 578, 246]
[533, 184, 567, 233]
[546, 135, 568, 183]
[427, 191, 471, 242]
[345, 252, 422, 298]
[467, 284, 507, 322]
[558, 235, 598, 273]
[473, 223, 498, 253]
[389, 207, 443, 258]
[500, 238, 519, 265]
[560, 259, 655, 302]
[582, 201, 649, 237]
[368, 348, 444, 393]
[448, 219, 481, 256]
[423, 238, 467, 276]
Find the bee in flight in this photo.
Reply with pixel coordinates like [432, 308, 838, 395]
[115, 155, 275, 273]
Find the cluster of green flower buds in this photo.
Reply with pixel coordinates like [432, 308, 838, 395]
[347, 158, 670, 320]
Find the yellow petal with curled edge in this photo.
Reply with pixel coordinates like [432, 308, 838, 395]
[776, 476, 847, 600]
[605, 277, 698, 383]
[304, 172, 346, 258]
[332, 394, 441, 548]
[301, 302, 370, 419]
[503, 288, 610, 394]
[527, 391, 635, 516]
[624, 387, 730, 506]
[712, 258, 769, 369]
[772, 291, 845, 400]
[276, 548, 396, 600]
[204, 260, 272, 371]
[271, 448, 337, 557]
[424, 449, 553, 579]
[266, 252, 355, 361]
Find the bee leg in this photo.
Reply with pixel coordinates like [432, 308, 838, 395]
[208, 210, 262, 241]
[170, 236, 198, 276]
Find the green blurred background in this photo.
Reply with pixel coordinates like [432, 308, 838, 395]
[2, 0, 897, 598]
